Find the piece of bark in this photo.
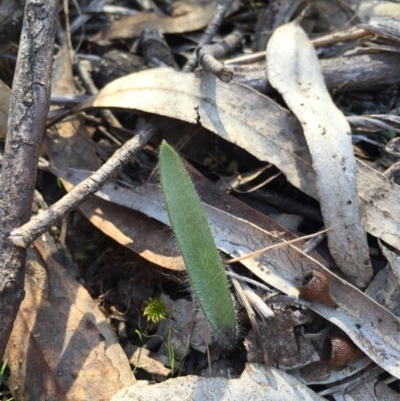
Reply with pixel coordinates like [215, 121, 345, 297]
[232, 52, 400, 93]
[93, 50, 143, 88]
[139, 29, 179, 69]
[321, 52, 400, 91]
[0, 0, 58, 359]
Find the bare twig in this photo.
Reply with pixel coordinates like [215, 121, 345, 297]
[301, 231, 327, 254]
[74, 58, 122, 128]
[198, 27, 245, 82]
[229, 267, 270, 367]
[223, 227, 332, 264]
[182, 0, 236, 72]
[0, 0, 59, 359]
[225, 26, 370, 66]
[10, 116, 164, 248]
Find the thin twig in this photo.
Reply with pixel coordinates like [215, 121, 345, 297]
[301, 231, 327, 254]
[74, 58, 122, 128]
[225, 26, 370, 65]
[223, 227, 333, 264]
[229, 267, 270, 366]
[182, 0, 236, 72]
[198, 27, 245, 82]
[10, 116, 164, 248]
[0, 0, 59, 359]
[63, 0, 73, 59]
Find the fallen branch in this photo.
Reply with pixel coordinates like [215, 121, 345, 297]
[0, 0, 58, 359]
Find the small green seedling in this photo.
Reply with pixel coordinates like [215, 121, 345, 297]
[143, 297, 168, 324]
[132, 330, 144, 375]
[167, 330, 176, 376]
[159, 140, 237, 347]
[0, 360, 7, 386]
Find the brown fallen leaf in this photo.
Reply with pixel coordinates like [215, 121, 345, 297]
[76, 196, 185, 271]
[5, 233, 134, 401]
[90, 0, 239, 45]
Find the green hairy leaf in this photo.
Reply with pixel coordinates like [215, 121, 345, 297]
[159, 140, 236, 346]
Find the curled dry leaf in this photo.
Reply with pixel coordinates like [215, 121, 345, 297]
[5, 234, 134, 401]
[60, 168, 400, 379]
[72, 67, 400, 264]
[266, 21, 372, 288]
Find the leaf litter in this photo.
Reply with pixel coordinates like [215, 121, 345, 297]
[3, 0, 400, 399]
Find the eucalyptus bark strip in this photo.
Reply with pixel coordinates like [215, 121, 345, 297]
[0, 0, 59, 359]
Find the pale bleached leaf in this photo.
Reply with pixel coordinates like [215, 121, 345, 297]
[110, 363, 325, 401]
[266, 21, 372, 288]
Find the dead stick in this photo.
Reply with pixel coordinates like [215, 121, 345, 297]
[223, 227, 332, 264]
[10, 117, 164, 248]
[198, 26, 245, 82]
[183, 0, 236, 72]
[0, 0, 59, 359]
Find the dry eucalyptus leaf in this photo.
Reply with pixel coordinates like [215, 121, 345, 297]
[333, 376, 400, 401]
[110, 363, 326, 401]
[366, 267, 400, 318]
[245, 312, 319, 370]
[75, 68, 400, 264]
[156, 293, 213, 355]
[379, 239, 400, 282]
[266, 21, 372, 288]
[59, 168, 400, 379]
[366, 241, 400, 317]
[90, 0, 239, 44]
[5, 234, 134, 401]
[289, 357, 372, 386]
[350, 0, 400, 22]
